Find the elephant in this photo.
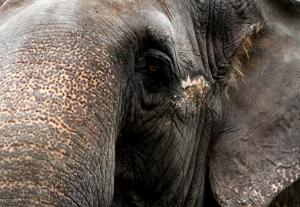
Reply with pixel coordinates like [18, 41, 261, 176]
[0, 0, 299, 206]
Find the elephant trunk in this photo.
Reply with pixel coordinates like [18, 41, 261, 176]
[0, 33, 123, 206]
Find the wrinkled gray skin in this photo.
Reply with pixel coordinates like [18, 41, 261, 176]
[210, 0, 300, 206]
[0, 0, 299, 206]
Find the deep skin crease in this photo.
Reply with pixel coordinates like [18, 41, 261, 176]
[0, 0, 299, 207]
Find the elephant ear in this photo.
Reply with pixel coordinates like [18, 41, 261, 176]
[209, 30, 300, 206]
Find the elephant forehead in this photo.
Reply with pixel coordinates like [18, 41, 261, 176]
[81, 0, 171, 18]
[102, 0, 167, 9]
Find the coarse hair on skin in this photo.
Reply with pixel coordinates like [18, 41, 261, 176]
[225, 23, 264, 99]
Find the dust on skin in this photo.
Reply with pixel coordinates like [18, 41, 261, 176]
[179, 75, 210, 107]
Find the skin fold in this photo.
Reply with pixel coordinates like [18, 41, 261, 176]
[0, 0, 298, 206]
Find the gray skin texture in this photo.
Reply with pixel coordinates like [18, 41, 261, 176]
[0, 0, 298, 207]
[210, 0, 300, 206]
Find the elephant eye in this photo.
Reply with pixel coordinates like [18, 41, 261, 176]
[135, 49, 174, 92]
[148, 63, 159, 72]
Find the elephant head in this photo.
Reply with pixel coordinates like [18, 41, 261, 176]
[0, 0, 298, 206]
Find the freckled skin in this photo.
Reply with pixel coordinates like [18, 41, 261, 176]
[0, 1, 124, 206]
[0, 0, 299, 206]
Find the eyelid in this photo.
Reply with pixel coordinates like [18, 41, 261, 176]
[143, 49, 173, 67]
